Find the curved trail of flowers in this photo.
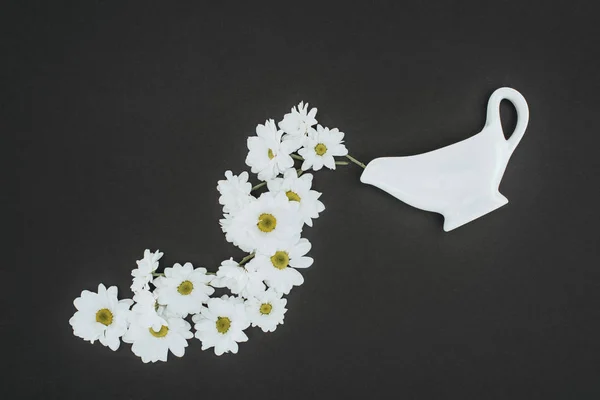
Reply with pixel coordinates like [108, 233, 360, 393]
[69, 102, 365, 362]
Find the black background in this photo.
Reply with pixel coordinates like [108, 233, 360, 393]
[7, 1, 600, 399]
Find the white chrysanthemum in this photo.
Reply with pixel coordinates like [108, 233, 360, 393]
[278, 101, 317, 151]
[245, 289, 287, 333]
[131, 249, 164, 293]
[298, 125, 348, 171]
[250, 238, 313, 294]
[279, 101, 318, 138]
[129, 289, 167, 331]
[220, 209, 255, 253]
[153, 262, 214, 317]
[246, 119, 296, 181]
[193, 295, 250, 356]
[217, 170, 253, 214]
[123, 316, 193, 363]
[267, 168, 325, 227]
[69, 283, 133, 351]
[211, 258, 266, 299]
[223, 191, 303, 254]
[219, 212, 235, 232]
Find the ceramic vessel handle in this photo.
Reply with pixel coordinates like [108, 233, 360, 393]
[486, 87, 530, 155]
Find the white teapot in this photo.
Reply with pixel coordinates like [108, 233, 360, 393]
[360, 87, 530, 232]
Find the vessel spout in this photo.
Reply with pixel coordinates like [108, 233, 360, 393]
[360, 158, 384, 186]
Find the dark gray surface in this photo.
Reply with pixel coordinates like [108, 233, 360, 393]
[8, 1, 600, 399]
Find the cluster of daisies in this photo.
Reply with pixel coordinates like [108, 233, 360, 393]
[69, 102, 363, 363]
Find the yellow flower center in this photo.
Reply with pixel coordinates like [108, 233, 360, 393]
[149, 325, 169, 338]
[260, 303, 273, 315]
[268, 149, 275, 159]
[177, 280, 194, 295]
[95, 308, 113, 326]
[216, 317, 231, 334]
[314, 143, 327, 155]
[285, 190, 301, 202]
[257, 213, 277, 232]
[270, 251, 289, 270]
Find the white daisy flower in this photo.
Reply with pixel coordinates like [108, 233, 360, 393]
[217, 170, 253, 214]
[223, 191, 303, 254]
[69, 283, 133, 351]
[129, 289, 167, 331]
[278, 101, 318, 138]
[219, 212, 235, 232]
[123, 316, 193, 363]
[298, 125, 348, 171]
[131, 249, 164, 293]
[153, 262, 214, 317]
[245, 289, 287, 333]
[246, 119, 296, 181]
[193, 295, 250, 356]
[220, 210, 255, 253]
[267, 168, 325, 227]
[250, 238, 313, 294]
[211, 258, 266, 299]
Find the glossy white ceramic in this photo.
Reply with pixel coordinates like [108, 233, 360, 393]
[360, 87, 529, 232]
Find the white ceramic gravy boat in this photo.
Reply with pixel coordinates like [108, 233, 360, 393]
[360, 87, 529, 232]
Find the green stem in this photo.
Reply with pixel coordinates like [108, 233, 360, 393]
[252, 181, 267, 192]
[239, 253, 255, 265]
[335, 161, 349, 166]
[291, 154, 304, 161]
[345, 154, 366, 169]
